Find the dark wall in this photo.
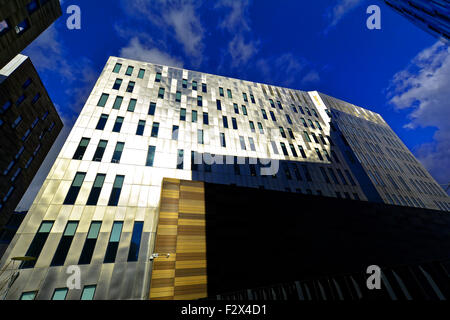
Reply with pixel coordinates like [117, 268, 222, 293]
[204, 183, 450, 296]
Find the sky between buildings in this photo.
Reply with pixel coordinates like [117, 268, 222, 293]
[16, 0, 450, 210]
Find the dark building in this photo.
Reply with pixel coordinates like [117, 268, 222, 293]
[149, 178, 450, 300]
[0, 54, 63, 232]
[384, 0, 450, 43]
[0, 211, 26, 258]
[0, 0, 62, 69]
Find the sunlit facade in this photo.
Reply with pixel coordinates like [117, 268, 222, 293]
[1, 56, 448, 300]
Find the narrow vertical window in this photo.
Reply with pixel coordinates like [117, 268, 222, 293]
[223, 116, 228, 128]
[279, 127, 286, 138]
[197, 95, 203, 107]
[136, 120, 145, 136]
[20, 221, 54, 269]
[64, 173, 86, 205]
[92, 140, 108, 162]
[113, 63, 122, 73]
[148, 102, 156, 115]
[315, 148, 324, 161]
[177, 149, 184, 169]
[151, 122, 159, 137]
[249, 138, 256, 151]
[303, 131, 311, 143]
[249, 121, 255, 132]
[112, 142, 125, 163]
[126, 66, 134, 76]
[202, 83, 207, 93]
[216, 99, 222, 110]
[241, 105, 248, 116]
[243, 92, 248, 102]
[155, 72, 161, 82]
[198, 129, 204, 144]
[138, 69, 145, 79]
[112, 117, 124, 133]
[192, 110, 198, 123]
[182, 79, 188, 88]
[127, 222, 144, 262]
[250, 94, 255, 103]
[203, 112, 209, 125]
[289, 144, 298, 157]
[172, 125, 179, 140]
[97, 93, 109, 107]
[220, 133, 226, 147]
[287, 128, 295, 139]
[270, 111, 276, 122]
[51, 221, 79, 266]
[87, 174, 106, 205]
[192, 81, 197, 90]
[180, 108, 186, 121]
[113, 78, 122, 90]
[239, 136, 246, 150]
[234, 103, 239, 114]
[280, 142, 289, 156]
[78, 222, 102, 265]
[146, 146, 156, 167]
[126, 81, 135, 93]
[258, 122, 264, 134]
[112, 96, 123, 110]
[219, 87, 224, 97]
[158, 87, 165, 99]
[104, 222, 123, 263]
[96, 114, 108, 130]
[261, 109, 268, 120]
[176, 91, 181, 102]
[73, 138, 90, 160]
[128, 99, 137, 112]
[227, 89, 232, 98]
[232, 118, 238, 130]
[108, 175, 125, 206]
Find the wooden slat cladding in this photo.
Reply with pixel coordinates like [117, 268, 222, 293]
[149, 179, 207, 300]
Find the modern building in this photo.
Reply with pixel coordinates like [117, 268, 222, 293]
[0, 56, 448, 300]
[0, 0, 62, 69]
[0, 211, 26, 258]
[384, 0, 450, 43]
[0, 54, 63, 240]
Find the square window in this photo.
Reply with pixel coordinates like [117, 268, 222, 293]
[15, 19, 30, 34]
[0, 20, 10, 35]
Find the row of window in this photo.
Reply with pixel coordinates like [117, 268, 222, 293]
[20, 284, 97, 300]
[21, 217, 144, 271]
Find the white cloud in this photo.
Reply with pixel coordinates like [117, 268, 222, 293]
[228, 34, 259, 68]
[325, 0, 367, 32]
[301, 70, 321, 84]
[386, 41, 450, 187]
[119, 37, 184, 68]
[215, 0, 251, 32]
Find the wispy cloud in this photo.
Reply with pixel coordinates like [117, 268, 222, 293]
[215, 0, 251, 32]
[324, 0, 367, 33]
[227, 34, 259, 68]
[386, 41, 450, 188]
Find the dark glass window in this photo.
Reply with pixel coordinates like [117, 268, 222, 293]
[126, 81, 135, 93]
[315, 148, 324, 161]
[239, 136, 246, 150]
[249, 121, 255, 132]
[180, 108, 186, 121]
[203, 112, 209, 125]
[96, 114, 108, 130]
[104, 222, 123, 263]
[198, 129, 204, 144]
[258, 122, 264, 134]
[192, 110, 198, 123]
[303, 131, 311, 142]
[113, 63, 122, 73]
[270, 111, 276, 122]
[250, 94, 255, 103]
[136, 120, 145, 136]
[182, 79, 188, 88]
[127, 222, 144, 262]
[111, 142, 124, 163]
[172, 125, 179, 140]
[97, 93, 109, 107]
[241, 105, 248, 116]
[128, 99, 137, 112]
[112, 117, 124, 133]
[223, 116, 228, 128]
[126, 66, 134, 76]
[216, 99, 222, 110]
[151, 122, 159, 137]
[112, 96, 123, 109]
[148, 102, 156, 115]
[73, 138, 90, 160]
[86, 174, 106, 205]
[202, 83, 207, 93]
[108, 175, 125, 206]
[289, 144, 298, 157]
[93, 140, 108, 162]
[261, 109, 268, 120]
[279, 127, 286, 138]
[78, 222, 102, 265]
[64, 172, 86, 205]
[113, 78, 122, 90]
[197, 95, 203, 107]
[176, 91, 181, 102]
[155, 72, 161, 82]
[20, 221, 54, 269]
[232, 118, 238, 130]
[192, 81, 197, 90]
[51, 221, 78, 266]
[287, 128, 295, 139]
[227, 89, 232, 98]
[220, 133, 226, 147]
[219, 87, 224, 97]
[243, 92, 248, 102]
[146, 146, 156, 166]
[280, 142, 289, 156]
[15, 19, 30, 34]
[177, 149, 184, 170]
[138, 69, 145, 79]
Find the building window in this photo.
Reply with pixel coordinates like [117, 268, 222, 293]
[241, 105, 248, 116]
[146, 146, 156, 167]
[315, 148, 324, 161]
[177, 149, 184, 169]
[0, 19, 10, 35]
[227, 89, 232, 98]
[97, 93, 109, 107]
[311, 133, 319, 143]
[250, 94, 255, 103]
[261, 109, 268, 120]
[239, 136, 246, 150]
[191, 151, 198, 171]
[203, 112, 209, 125]
[158, 87, 165, 99]
[64, 172, 86, 205]
[113, 63, 122, 73]
[86, 173, 106, 206]
[51, 221, 79, 266]
[232, 118, 238, 130]
[127, 98, 137, 112]
[249, 121, 255, 132]
[243, 92, 248, 102]
[138, 69, 145, 79]
[289, 144, 298, 157]
[197, 95, 203, 107]
[20, 292, 37, 300]
[126, 81, 135, 93]
[113, 78, 122, 90]
[192, 110, 198, 123]
[234, 103, 239, 114]
[108, 175, 125, 206]
[249, 137, 256, 151]
[134, 120, 145, 136]
[128, 222, 144, 262]
[269, 99, 275, 108]
[287, 128, 295, 139]
[112, 117, 124, 133]
[81, 285, 97, 300]
[104, 221, 124, 263]
[220, 133, 226, 147]
[198, 129, 204, 144]
[20, 221, 54, 269]
[126, 66, 134, 76]
[223, 116, 228, 128]
[216, 99, 222, 110]
[270, 111, 276, 122]
[78, 222, 102, 265]
[308, 119, 315, 129]
[315, 121, 322, 130]
[52, 288, 68, 300]
[111, 142, 125, 164]
[22, 78, 32, 89]
[15, 19, 30, 34]
[73, 138, 90, 160]
[279, 127, 286, 138]
[192, 81, 197, 90]
[202, 83, 207, 93]
[258, 122, 264, 134]
[219, 87, 224, 97]
[180, 108, 186, 121]
[148, 102, 156, 115]
[303, 131, 311, 143]
[345, 170, 356, 186]
[277, 101, 283, 109]
[112, 96, 123, 109]
[11, 115, 22, 129]
[280, 142, 289, 156]
[172, 125, 179, 140]
[155, 72, 161, 82]
[16, 94, 26, 106]
[286, 114, 292, 124]
[151, 122, 159, 137]
[1, 100, 11, 114]
[336, 169, 348, 185]
[176, 91, 181, 102]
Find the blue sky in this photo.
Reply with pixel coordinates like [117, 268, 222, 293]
[18, 0, 450, 208]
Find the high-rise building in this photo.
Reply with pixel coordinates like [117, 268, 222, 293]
[0, 56, 448, 300]
[0, 0, 62, 69]
[384, 0, 449, 43]
[0, 54, 63, 243]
